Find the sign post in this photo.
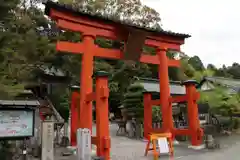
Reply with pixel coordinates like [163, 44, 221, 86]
[41, 121, 54, 160]
[144, 132, 173, 160]
[77, 128, 91, 160]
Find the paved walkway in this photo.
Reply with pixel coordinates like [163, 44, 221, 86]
[109, 123, 240, 160]
[32, 123, 240, 160]
[110, 135, 240, 160]
[177, 141, 240, 160]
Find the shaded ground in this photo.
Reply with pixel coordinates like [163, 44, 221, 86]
[32, 123, 240, 160]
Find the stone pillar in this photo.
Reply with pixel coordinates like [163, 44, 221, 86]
[41, 121, 54, 160]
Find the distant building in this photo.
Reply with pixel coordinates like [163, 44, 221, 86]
[137, 78, 186, 97]
[197, 76, 240, 94]
[137, 78, 210, 116]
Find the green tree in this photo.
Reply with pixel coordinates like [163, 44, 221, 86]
[180, 56, 196, 79]
[123, 82, 144, 119]
[68, 0, 161, 29]
[0, 0, 19, 23]
[188, 55, 205, 71]
[227, 63, 240, 79]
[207, 64, 217, 70]
[199, 86, 240, 116]
[214, 64, 232, 78]
[193, 69, 215, 82]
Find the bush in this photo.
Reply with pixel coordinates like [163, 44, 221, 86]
[123, 82, 162, 121]
[123, 83, 145, 120]
[232, 118, 240, 129]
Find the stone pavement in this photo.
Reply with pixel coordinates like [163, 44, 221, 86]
[31, 123, 240, 160]
[176, 141, 240, 160]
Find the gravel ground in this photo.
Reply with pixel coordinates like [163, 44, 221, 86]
[30, 123, 240, 160]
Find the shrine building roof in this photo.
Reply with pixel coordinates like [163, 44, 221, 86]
[0, 100, 40, 106]
[44, 1, 190, 39]
[137, 78, 186, 95]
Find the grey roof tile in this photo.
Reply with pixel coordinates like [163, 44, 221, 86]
[138, 78, 186, 95]
[0, 100, 40, 106]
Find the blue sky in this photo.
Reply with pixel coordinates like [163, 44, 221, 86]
[141, 0, 240, 68]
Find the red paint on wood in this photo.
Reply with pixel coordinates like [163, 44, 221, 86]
[78, 35, 94, 130]
[158, 49, 174, 132]
[70, 91, 79, 146]
[185, 84, 203, 146]
[57, 41, 180, 66]
[85, 92, 96, 102]
[169, 96, 187, 103]
[96, 76, 110, 159]
[144, 93, 153, 139]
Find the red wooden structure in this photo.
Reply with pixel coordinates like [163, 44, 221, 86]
[70, 90, 79, 146]
[44, 0, 203, 159]
[70, 72, 110, 158]
[144, 80, 203, 146]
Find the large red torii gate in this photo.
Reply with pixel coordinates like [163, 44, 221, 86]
[44, 1, 203, 159]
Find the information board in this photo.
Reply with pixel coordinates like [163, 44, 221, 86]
[0, 109, 34, 138]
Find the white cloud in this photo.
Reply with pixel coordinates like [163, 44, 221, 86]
[141, 0, 240, 68]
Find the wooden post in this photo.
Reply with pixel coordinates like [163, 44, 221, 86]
[158, 48, 173, 132]
[143, 92, 152, 139]
[183, 80, 203, 146]
[79, 34, 95, 130]
[41, 121, 54, 160]
[95, 71, 110, 160]
[71, 91, 78, 146]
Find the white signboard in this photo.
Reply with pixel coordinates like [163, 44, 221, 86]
[158, 138, 170, 154]
[77, 128, 91, 160]
[0, 110, 34, 138]
[41, 121, 54, 160]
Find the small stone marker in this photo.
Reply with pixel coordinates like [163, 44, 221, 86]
[41, 121, 54, 160]
[77, 128, 91, 160]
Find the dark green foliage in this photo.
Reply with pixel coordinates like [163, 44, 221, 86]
[50, 89, 70, 121]
[152, 106, 161, 121]
[188, 56, 205, 71]
[0, 140, 12, 159]
[123, 83, 145, 119]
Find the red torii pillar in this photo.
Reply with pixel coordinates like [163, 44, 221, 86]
[183, 80, 203, 146]
[70, 72, 111, 158]
[158, 48, 174, 132]
[70, 87, 79, 146]
[95, 71, 110, 159]
[143, 48, 174, 138]
[79, 35, 95, 130]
